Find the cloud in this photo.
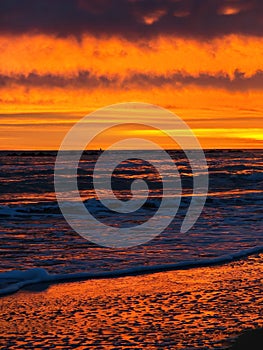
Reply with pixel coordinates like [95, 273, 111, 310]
[0, 71, 117, 89]
[1, 70, 263, 92]
[1, 34, 263, 80]
[0, 0, 262, 39]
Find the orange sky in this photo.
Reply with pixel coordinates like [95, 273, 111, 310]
[1, 2, 263, 149]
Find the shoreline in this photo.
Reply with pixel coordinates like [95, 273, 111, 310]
[1, 252, 262, 349]
[1, 246, 263, 298]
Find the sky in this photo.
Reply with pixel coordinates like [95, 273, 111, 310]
[0, 0, 263, 149]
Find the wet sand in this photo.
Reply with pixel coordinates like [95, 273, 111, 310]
[0, 254, 262, 349]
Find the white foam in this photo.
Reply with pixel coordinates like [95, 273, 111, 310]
[1, 246, 262, 297]
[0, 268, 50, 295]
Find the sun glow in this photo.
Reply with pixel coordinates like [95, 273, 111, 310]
[0, 33, 262, 149]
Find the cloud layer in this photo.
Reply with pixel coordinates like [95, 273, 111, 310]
[1, 0, 263, 39]
[1, 70, 263, 92]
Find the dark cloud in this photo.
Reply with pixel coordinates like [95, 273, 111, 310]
[1, 69, 263, 91]
[0, 0, 262, 39]
[0, 71, 117, 89]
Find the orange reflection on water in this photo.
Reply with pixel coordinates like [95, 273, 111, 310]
[0, 191, 56, 205]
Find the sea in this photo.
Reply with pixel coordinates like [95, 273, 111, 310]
[0, 149, 262, 295]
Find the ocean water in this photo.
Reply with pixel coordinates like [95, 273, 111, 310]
[0, 149, 262, 294]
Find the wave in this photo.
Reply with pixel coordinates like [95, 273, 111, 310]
[1, 245, 263, 297]
[1, 186, 262, 218]
[0, 203, 60, 217]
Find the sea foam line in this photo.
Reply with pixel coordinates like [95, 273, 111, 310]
[0, 245, 263, 297]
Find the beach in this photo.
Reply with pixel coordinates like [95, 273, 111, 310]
[1, 253, 262, 349]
